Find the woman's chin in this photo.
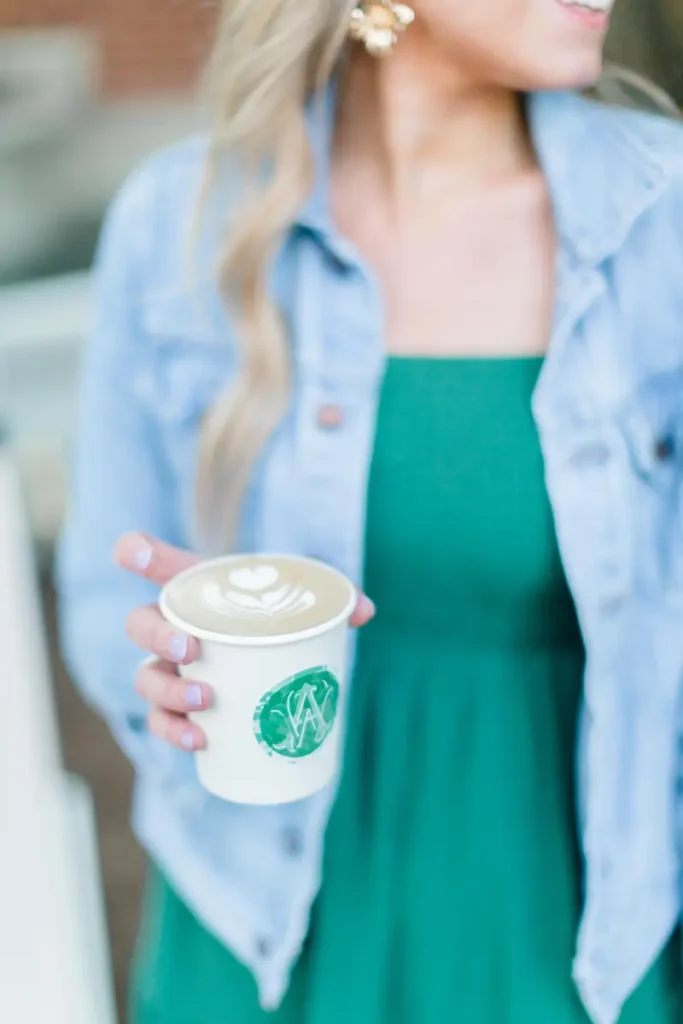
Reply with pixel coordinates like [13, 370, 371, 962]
[528, 54, 605, 93]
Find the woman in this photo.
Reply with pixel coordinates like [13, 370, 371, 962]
[57, 1, 683, 1022]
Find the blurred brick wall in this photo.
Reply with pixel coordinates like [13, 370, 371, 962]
[2, 1, 682, 99]
[1, 0, 217, 95]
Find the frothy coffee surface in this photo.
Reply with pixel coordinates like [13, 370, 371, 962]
[162, 555, 355, 639]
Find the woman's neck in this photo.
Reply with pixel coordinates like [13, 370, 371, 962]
[335, 34, 537, 212]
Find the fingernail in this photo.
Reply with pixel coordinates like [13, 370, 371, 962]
[133, 543, 152, 570]
[168, 633, 188, 661]
[358, 595, 376, 617]
[180, 730, 196, 750]
[185, 684, 203, 709]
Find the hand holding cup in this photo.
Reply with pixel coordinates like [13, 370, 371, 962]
[116, 534, 376, 802]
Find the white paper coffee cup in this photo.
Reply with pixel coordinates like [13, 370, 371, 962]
[159, 554, 357, 805]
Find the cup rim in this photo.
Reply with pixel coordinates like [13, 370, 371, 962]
[159, 553, 358, 646]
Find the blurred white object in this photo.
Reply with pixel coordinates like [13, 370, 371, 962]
[0, 28, 201, 283]
[0, 28, 97, 153]
[0, 271, 92, 348]
[0, 29, 98, 280]
[0, 448, 116, 1024]
[0, 272, 92, 547]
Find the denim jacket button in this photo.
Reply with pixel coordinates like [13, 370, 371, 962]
[654, 435, 675, 462]
[317, 404, 344, 430]
[282, 827, 304, 857]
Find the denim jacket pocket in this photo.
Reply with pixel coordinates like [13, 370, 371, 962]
[618, 365, 683, 597]
[132, 293, 235, 425]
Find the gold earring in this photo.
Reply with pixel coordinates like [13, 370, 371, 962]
[349, 1, 415, 57]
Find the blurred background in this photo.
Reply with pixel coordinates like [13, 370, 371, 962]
[0, 2, 681, 1022]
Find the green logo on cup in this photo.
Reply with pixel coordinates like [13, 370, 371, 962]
[254, 667, 339, 758]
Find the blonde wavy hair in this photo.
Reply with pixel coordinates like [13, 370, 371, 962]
[197, 1, 679, 551]
[196, 0, 354, 550]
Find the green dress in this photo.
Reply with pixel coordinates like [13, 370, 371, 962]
[131, 358, 683, 1023]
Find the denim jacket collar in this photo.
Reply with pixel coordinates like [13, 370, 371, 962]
[528, 90, 683, 265]
[299, 85, 683, 267]
[297, 85, 338, 241]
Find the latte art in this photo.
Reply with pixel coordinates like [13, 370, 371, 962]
[203, 571, 317, 621]
[161, 554, 355, 641]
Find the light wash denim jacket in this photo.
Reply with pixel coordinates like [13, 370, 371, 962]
[57, 89, 683, 1023]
